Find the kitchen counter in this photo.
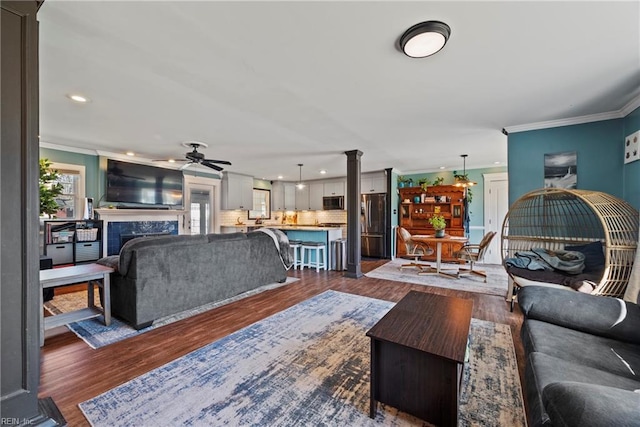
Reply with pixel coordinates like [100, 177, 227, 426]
[262, 225, 343, 231]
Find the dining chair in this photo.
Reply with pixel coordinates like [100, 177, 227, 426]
[397, 227, 434, 271]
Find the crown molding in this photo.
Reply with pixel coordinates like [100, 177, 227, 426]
[504, 111, 622, 134]
[39, 141, 99, 156]
[505, 94, 640, 134]
[620, 94, 640, 117]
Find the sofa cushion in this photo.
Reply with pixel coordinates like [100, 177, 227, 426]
[524, 352, 640, 427]
[519, 285, 640, 344]
[522, 319, 640, 381]
[543, 382, 640, 427]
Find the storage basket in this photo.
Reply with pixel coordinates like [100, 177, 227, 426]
[76, 228, 98, 242]
[51, 230, 75, 243]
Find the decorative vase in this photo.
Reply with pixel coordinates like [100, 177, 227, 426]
[414, 196, 421, 203]
[435, 229, 446, 238]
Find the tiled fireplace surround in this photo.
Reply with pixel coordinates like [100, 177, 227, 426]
[95, 209, 185, 256]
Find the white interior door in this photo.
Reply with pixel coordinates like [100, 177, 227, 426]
[483, 173, 509, 264]
[184, 177, 219, 235]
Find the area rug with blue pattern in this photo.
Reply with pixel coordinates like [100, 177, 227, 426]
[79, 290, 525, 426]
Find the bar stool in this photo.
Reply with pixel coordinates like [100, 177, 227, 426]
[301, 241, 327, 272]
[289, 240, 303, 270]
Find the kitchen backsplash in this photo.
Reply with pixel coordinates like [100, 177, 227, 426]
[219, 210, 347, 226]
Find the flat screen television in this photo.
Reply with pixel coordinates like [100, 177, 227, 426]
[106, 159, 183, 206]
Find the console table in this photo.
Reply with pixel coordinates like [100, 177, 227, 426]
[40, 263, 113, 346]
[367, 291, 473, 426]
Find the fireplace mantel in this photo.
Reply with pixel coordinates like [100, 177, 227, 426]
[94, 209, 187, 255]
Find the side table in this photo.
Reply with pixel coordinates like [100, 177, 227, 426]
[40, 263, 113, 346]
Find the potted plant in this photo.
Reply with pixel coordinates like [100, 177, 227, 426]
[417, 178, 430, 191]
[428, 214, 447, 238]
[39, 158, 63, 218]
[397, 175, 407, 188]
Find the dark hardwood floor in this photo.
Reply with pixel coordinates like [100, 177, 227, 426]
[38, 259, 525, 426]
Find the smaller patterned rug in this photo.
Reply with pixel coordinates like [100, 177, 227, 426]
[79, 290, 525, 426]
[44, 277, 298, 349]
[366, 258, 508, 297]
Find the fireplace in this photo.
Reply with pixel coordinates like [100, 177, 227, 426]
[119, 231, 172, 249]
[94, 208, 186, 256]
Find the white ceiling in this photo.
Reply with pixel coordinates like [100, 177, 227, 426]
[38, 1, 640, 181]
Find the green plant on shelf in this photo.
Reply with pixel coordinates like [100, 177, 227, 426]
[428, 214, 447, 231]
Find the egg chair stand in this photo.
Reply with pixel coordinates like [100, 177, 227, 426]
[501, 188, 638, 311]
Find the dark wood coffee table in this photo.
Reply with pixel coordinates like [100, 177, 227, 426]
[367, 291, 473, 426]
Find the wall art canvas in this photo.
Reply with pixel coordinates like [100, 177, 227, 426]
[544, 151, 577, 189]
[624, 130, 639, 164]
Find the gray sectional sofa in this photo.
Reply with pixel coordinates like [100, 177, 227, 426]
[99, 231, 289, 329]
[518, 285, 640, 427]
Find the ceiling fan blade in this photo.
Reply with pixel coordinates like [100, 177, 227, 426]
[201, 161, 224, 171]
[202, 158, 232, 165]
[179, 162, 194, 170]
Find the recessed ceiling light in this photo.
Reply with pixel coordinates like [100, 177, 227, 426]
[126, 152, 135, 156]
[168, 159, 176, 163]
[68, 94, 89, 103]
[277, 175, 284, 180]
[494, 161, 501, 165]
[439, 166, 446, 170]
[319, 170, 327, 174]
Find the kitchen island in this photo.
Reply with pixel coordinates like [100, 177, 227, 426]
[262, 225, 343, 270]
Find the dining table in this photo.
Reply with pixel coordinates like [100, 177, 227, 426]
[411, 234, 469, 278]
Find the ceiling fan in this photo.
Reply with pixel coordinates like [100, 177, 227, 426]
[154, 141, 232, 172]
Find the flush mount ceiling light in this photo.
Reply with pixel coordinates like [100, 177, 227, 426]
[400, 20, 451, 58]
[296, 164, 305, 190]
[454, 154, 477, 188]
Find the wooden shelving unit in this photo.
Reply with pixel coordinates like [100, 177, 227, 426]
[398, 185, 466, 262]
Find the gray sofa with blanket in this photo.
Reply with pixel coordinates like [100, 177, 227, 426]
[99, 231, 289, 329]
[518, 285, 640, 426]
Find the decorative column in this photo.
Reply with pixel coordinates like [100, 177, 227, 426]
[344, 150, 363, 278]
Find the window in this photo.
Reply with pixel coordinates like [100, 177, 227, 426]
[50, 163, 85, 219]
[248, 188, 270, 220]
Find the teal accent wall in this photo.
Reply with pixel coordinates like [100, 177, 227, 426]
[623, 106, 640, 209]
[402, 166, 507, 243]
[40, 148, 100, 200]
[507, 119, 625, 205]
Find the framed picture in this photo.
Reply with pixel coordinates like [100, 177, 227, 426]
[624, 130, 639, 164]
[544, 151, 577, 189]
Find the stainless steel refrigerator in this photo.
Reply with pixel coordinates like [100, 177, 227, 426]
[361, 193, 388, 258]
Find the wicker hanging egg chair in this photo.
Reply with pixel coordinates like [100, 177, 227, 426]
[501, 188, 639, 301]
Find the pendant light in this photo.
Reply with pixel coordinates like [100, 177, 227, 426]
[454, 154, 476, 188]
[296, 164, 305, 189]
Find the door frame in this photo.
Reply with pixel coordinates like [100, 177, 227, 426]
[483, 172, 509, 264]
[184, 175, 221, 234]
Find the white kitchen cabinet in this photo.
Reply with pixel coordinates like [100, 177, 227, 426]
[309, 182, 324, 210]
[283, 183, 296, 210]
[221, 172, 253, 210]
[323, 180, 345, 197]
[272, 182, 296, 211]
[271, 182, 284, 211]
[361, 172, 387, 194]
[295, 185, 310, 210]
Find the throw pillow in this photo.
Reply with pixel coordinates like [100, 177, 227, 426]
[565, 241, 605, 273]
